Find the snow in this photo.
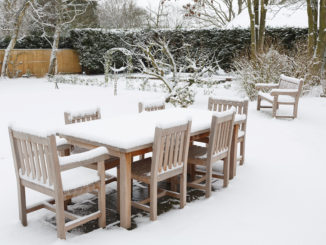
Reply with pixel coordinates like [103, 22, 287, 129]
[280, 74, 302, 84]
[0, 77, 326, 244]
[59, 146, 109, 168]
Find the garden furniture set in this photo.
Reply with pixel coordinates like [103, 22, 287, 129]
[9, 96, 249, 239]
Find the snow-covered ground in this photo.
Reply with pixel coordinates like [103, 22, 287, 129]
[0, 77, 325, 244]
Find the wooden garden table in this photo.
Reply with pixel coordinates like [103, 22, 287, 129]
[57, 108, 246, 229]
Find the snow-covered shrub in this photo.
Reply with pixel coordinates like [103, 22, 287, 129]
[234, 44, 310, 100]
[168, 83, 195, 108]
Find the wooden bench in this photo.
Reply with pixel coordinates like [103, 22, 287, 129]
[255, 74, 303, 119]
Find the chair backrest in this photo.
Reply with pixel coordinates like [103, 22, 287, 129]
[151, 120, 192, 178]
[279, 74, 303, 91]
[138, 99, 165, 113]
[207, 110, 235, 163]
[208, 97, 248, 131]
[8, 127, 61, 190]
[64, 108, 101, 124]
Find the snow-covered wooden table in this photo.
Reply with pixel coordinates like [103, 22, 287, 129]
[57, 108, 246, 229]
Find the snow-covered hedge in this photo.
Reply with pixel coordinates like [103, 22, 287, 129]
[0, 28, 307, 75]
[69, 28, 307, 74]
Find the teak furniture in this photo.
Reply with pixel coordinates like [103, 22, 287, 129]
[131, 120, 191, 220]
[255, 74, 304, 119]
[138, 100, 165, 113]
[63, 108, 119, 183]
[57, 108, 245, 229]
[208, 97, 248, 165]
[188, 110, 235, 197]
[8, 127, 109, 239]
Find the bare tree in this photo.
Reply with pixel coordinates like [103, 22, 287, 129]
[0, 0, 33, 78]
[98, 0, 147, 29]
[182, 0, 245, 27]
[31, 0, 90, 76]
[125, 36, 217, 107]
[146, 0, 170, 29]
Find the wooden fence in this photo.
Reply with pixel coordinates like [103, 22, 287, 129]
[0, 49, 82, 78]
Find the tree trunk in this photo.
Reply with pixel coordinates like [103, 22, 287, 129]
[48, 26, 61, 76]
[257, 0, 268, 53]
[1, 0, 31, 78]
[253, 0, 259, 52]
[247, 0, 257, 58]
[310, 0, 326, 85]
[307, 0, 318, 57]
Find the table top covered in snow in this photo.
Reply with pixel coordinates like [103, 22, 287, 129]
[57, 108, 245, 153]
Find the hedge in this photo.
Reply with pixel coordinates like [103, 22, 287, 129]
[0, 28, 308, 74]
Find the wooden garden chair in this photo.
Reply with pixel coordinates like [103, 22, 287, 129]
[255, 74, 304, 119]
[63, 108, 119, 183]
[8, 127, 109, 239]
[131, 120, 192, 220]
[138, 99, 165, 113]
[207, 97, 248, 165]
[188, 109, 235, 197]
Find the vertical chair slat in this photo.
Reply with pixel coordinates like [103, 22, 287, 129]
[21, 140, 31, 177]
[162, 135, 171, 172]
[38, 143, 48, 184]
[168, 132, 176, 170]
[44, 145, 54, 186]
[177, 131, 185, 166]
[173, 132, 180, 168]
[158, 136, 165, 173]
[32, 142, 42, 181]
[16, 139, 26, 175]
[26, 140, 36, 179]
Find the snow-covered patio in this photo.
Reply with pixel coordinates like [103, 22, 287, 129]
[0, 78, 325, 244]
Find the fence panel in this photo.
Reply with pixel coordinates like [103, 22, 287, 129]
[0, 49, 82, 78]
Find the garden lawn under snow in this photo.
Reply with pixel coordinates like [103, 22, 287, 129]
[0, 77, 325, 245]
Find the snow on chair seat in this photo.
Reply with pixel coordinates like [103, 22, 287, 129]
[8, 127, 108, 239]
[256, 74, 303, 119]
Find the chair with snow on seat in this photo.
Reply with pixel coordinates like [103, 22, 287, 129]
[187, 109, 235, 197]
[255, 74, 303, 119]
[63, 107, 119, 184]
[207, 97, 248, 165]
[138, 99, 165, 113]
[131, 119, 192, 221]
[8, 127, 108, 239]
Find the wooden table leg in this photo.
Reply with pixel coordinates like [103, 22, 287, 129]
[229, 124, 239, 180]
[119, 153, 132, 229]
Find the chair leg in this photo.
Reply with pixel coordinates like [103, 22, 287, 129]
[55, 194, 66, 239]
[188, 164, 196, 181]
[17, 184, 27, 226]
[98, 161, 106, 228]
[179, 174, 187, 209]
[293, 104, 298, 118]
[117, 166, 120, 214]
[150, 181, 157, 221]
[223, 157, 230, 188]
[257, 96, 261, 111]
[240, 139, 245, 165]
[205, 169, 212, 198]
[170, 176, 178, 192]
[272, 98, 278, 118]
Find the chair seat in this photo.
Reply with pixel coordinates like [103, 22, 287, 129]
[188, 145, 208, 161]
[20, 167, 100, 193]
[196, 160, 224, 174]
[188, 145, 227, 162]
[258, 91, 295, 103]
[131, 158, 152, 182]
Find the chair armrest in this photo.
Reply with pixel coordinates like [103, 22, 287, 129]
[59, 146, 110, 171]
[255, 83, 279, 90]
[270, 89, 298, 96]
